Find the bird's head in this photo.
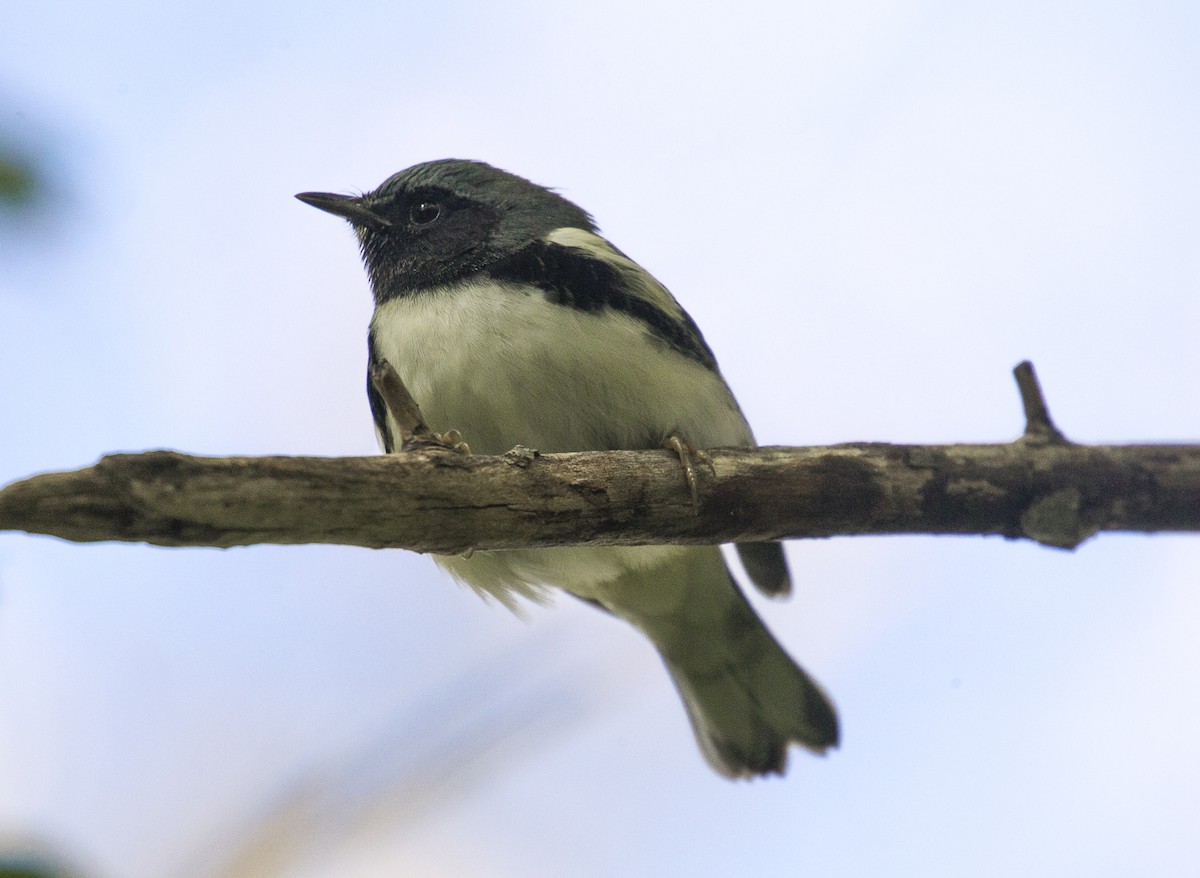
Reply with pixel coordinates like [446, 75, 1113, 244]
[297, 159, 595, 303]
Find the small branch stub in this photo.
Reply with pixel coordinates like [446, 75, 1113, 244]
[1013, 360, 1069, 444]
[369, 361, 470, 453]
[368, 361, 428, 442]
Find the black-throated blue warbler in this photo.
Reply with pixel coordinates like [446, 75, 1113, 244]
[297, 160, 837, 778]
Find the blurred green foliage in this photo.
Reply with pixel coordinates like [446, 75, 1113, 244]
[0, 154, 37, 207]
[0, 862, 68, 878]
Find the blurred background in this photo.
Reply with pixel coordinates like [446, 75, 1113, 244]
[1, 2, 1198, 876]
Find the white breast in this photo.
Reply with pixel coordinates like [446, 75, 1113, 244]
[369, 279, 753, 456]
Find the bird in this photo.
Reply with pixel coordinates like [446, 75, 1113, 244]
[296, 160, 838, 778]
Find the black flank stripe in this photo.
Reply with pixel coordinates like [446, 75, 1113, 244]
[489, 240, 719, 372]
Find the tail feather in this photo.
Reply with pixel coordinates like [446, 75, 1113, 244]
[609, 547, 838, 778]
[736, 541, 792, 597]
[663, 643, 838, 777]
[660, 592, 838, 778]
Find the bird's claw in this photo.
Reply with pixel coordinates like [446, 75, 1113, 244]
[402, 429, 471, 454]
[665, 432, 704, 510]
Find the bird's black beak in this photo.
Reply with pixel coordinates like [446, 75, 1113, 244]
[295, 191, 391, 232]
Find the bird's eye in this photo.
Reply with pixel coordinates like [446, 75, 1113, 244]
[409, 201, 442, 226]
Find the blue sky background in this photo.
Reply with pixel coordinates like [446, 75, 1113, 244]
[1, 2, 1198, 876]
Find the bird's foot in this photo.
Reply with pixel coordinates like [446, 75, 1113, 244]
[403, 428, 471, 455]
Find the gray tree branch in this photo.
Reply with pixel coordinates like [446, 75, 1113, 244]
[1, 362, 1198, 554]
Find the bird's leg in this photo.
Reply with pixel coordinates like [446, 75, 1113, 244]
[664, 432, 705, 510]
